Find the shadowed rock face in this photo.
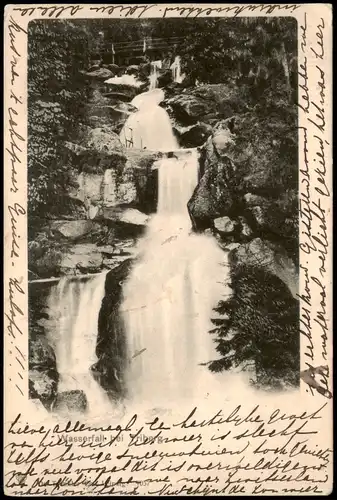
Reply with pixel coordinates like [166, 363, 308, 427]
[94, 259, 134, 399]
[187, 156, 234, 230]
[228, 238, 299, 299]
[29, 334, 59, 410]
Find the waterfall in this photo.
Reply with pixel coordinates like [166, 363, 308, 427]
[121, 149, 227, 406]
[119, 89, 179, 151]
[149, 60, 162, 90]
[171, 55, 184, 84]
[46, 273, 112, 414]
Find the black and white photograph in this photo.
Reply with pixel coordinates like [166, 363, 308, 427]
[4, 4, 334, 496]
[27, 16, 301, 416]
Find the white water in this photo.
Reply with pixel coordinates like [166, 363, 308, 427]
[104, 73, 143, 87]
[171, 55, 185, 84]
[121, 148, 229, 406]
[46, 273, 112, 415]
[119, 89, 179, 151]
[149, 60, 162, 90]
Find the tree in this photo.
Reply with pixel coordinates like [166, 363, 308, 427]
[208, 264, 300, 388]
[178, 17, 297, 100]
[28, 20, 92, 217]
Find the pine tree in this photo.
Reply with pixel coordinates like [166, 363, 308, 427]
[208, 264, 300, 388]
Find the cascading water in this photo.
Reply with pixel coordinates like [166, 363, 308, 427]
[119, 89, 179, 151]
[171, 55, 185, 84]
[149, 60, 161, 90]
[120, 88, 228, 405]
[46, 273, 112, 414]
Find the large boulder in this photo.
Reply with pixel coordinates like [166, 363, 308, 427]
[59, 243, 104, 275]
[52, 390, 88, 414]
[165, 94, 217, 125]
[228, 238, 298, 298]
[105, 63, 120, 74]
[69, 148, 162, 218]
[84, 68, 114, 80]
[103, 207, 149, 226]
[190, 83, 250, 119]
[81, 127, 124, 155]
[243, 192, 298, 256]
[179, 122, 213, 148]
[49, 220, 102, 241]
[187, 154, 234, 230]
[29, 335, 59, 410]
[95, 259, 134, 397]
[29, 335, 58, 371]
[87, 101, 138, 133]
[212, 124, 236, 157]
[126, 65, 139, 75]
[29, 370, 58, 411]
[164, 83, 250, 127]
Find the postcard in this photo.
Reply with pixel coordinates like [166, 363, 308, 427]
[4, 3, 333, 495]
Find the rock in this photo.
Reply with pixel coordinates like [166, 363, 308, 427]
[165, 94, 217, 125]
[212, 126, 236, 156]
[187, 156, 234, 230]
[192, 84, 251, 120]
[164, 84, 249, 127]
[28, 236, 65, 279]
[88, 100, 138, 133]
[249, 206, 265, 227]
[29, 370, 58, 410]
[225, 242, 241, 252]
[82, 127, 124, 155]
[60, 243, 104, 275]
[84, 68, 114, 80]
[50, 220, 102, 241]
[91, 353, 125, 396]
[244, 193, 268, 207]
[106, 63, 120, 74]
[238, 216, 254, 239]
[103, 85, 140, 101]
[87, 64, 101, 72]
[71, 149, 160, 216]
[53, 390, 88, 414]
[95, 259, 133, 396]
[214, 216, 236, 235]
[103, 208, 149, 226]
[243, 192, 297, 256]
[228, 238, 299, 298]
[88, 205, 102, 220]
[157, 69, 173, 88]
[126, 65, 139, 75]
[179, 123, 213, 147]
[29, 335, 58, 372]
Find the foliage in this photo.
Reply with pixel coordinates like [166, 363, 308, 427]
[28, 233, 66, 278]
[28, 20, 91, 216]
[177, 18, 297, 98]
[208, 264, 300, 389]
